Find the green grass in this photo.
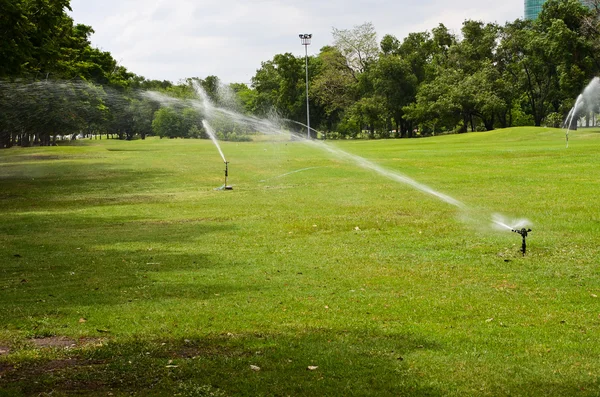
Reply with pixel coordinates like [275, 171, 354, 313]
[0, 127, 599, 396]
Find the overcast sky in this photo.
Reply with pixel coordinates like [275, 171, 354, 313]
[69, 0, 524, 85]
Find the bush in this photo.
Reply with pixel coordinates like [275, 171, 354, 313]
[324, 131, 343, 140]
[512, 107, 535, 126]
[226, 133, 252, 142]
[544, 112, 563, 128]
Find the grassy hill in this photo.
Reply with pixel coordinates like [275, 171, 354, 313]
[1, 127, 599, 396]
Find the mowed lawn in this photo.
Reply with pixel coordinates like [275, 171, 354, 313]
[0, 127, 599, 396]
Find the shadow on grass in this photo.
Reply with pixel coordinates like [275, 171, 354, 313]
[0, 163, 177, 211]
[0, 213, 244, 333]
[1, 329, 599, 396]
[0, 329, 442, 396]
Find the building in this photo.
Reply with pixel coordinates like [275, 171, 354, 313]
[525, 0, 592, 20]
[524, 0, 546, 19]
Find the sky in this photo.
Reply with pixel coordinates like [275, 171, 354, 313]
[69, 0, 524, 85]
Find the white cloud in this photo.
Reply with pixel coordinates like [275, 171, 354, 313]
[69, 0, 523, 84]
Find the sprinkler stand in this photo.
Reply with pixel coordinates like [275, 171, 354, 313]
[224, 161, 233, 190]
[512, 228, 532, 256]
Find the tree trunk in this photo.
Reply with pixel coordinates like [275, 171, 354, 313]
[586, 112, 590, 127]
[568, 116, 578, 131]
[20, 134, 30, 147]
[483, 114, 495, 131]
[0, 133, 11, 148]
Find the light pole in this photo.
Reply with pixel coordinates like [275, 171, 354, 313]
[299, 33, 312, 139]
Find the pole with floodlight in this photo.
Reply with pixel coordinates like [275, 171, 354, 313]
[299, 33, 312, 139]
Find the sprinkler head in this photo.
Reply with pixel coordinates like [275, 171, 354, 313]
[512, 228, 532, 256]
[512, 228, 531, 238]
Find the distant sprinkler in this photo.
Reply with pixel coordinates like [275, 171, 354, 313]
[512, 228, 532, 256]
[223, 161, 233, 190]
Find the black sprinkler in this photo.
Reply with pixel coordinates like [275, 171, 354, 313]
[512, 228, 532, 256]
[224, 161, 233, 190]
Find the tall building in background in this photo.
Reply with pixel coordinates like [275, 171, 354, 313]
[525, 0, 592, 20]
[524, 0, 546, 19]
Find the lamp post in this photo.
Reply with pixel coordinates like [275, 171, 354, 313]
[299, 33, 312, 139]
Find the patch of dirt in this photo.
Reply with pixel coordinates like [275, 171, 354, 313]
[30, 336, 105, 349]
[0, 358, 106, 384]
[0, 341, 109, 392]
[36, 358, 106, 374]
[0, 346, 10, 356]
[36, 358, 86, 372]
[31, 337, 77, 349]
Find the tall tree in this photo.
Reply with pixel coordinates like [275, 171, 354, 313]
[332, 22, 379, 76]
[310, 46, 357, 132]
[371, 54, 418, 136]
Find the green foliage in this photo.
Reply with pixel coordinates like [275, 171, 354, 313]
[152, 107, 202, 139]
[252, 53, 306, 120]
[2, 0, 600, 144]
[229, 83, 257, 114]
[0, 0, 71, 78]
[257, 5, 600, 138]
[310, 47, 357, 132]
[0, 80, 110, 146]
[544, 111, 564, 127]
[152, 107, 181, 138]
[215, 131, 252, 142]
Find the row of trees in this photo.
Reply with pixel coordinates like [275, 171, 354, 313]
[2, 0, 600, 147]
[249, 0, 600, 137]
[0, 0, 231, 146]
[0, 77, 238, 147]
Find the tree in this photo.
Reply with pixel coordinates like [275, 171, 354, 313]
[451, 21, 500, 74]
[0, 0, 72, 78]
[130, 99, 154, 140]
[152, 107, 182, 139]
[380, 34, 401, 55]
[371, 54, 418, 136]
[229, 83, 257, 114]
[332, 22, 379, 76]
[252, 53, 305, 120]
[310, 46, 357, 132]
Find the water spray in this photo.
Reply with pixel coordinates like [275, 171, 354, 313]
[563, 77, 600, 148]
[149, 82, 537, 246]
[512, 228, 532, 256]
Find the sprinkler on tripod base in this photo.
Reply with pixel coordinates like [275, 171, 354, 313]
[512, 228, 532, 256]
[223, 161, 233, 190]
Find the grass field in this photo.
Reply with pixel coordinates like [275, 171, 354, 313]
[1, 127, 599, 396]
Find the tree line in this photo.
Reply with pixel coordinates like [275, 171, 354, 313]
[261, 0, 600, 138]
[1, 0, 600, 148]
